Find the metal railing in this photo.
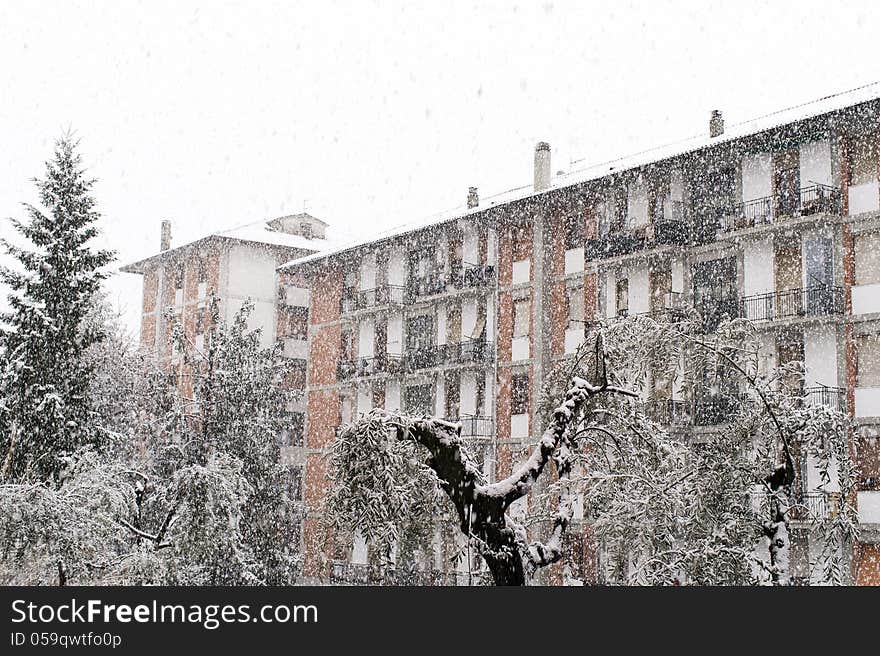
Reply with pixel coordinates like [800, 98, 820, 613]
[356, 353, 404, 377]
[408, 275, 448, 299]
[445, 415, 495, 439]
[721, 184, 842, 232]
[804, 385, 846, 412]
[451, 263, 496, 289]
[739, 286, 844, 322]
[653, 219, 690, 246]
[456, 338, 494, 364]
[789, 491, 839, 521]
[693, 393, 743, 426]
[337, 358, 357, 381]
[644, 399, 690, 426]
[357, 284, 406, 309]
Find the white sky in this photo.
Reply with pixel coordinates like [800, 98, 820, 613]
[2, 0, 879, 335]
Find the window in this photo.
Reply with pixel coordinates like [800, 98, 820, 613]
[693, 258, 738, 330]
[404, 384, 434, 416]
[564, 213, 584, 250]
[567, 287, 585, 327]
[855, 231, 880, 286]
[300, 222, 313, 239]
[513, 299, 530, 338]
[195, 307, 206, 335]
[406, 314, 435, 352]
[278, 412, 305, 448]
[512, 374, 530, 415]
[287, 466, 303, 501]
[615, 279, 629, 316]
[857, 333, 880, 388]
[174, 265, 184, 291]
[197, 258, 207, 283]
[851, 133, 878, 186]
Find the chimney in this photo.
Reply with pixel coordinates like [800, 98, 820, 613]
[467, 186, 479, 209]
[534, 141, 551, 192]
[709, 110, 724, 138]
[160, 220, 172, 251]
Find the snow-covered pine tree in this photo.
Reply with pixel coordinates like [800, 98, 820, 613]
[0, 135, 114, 483]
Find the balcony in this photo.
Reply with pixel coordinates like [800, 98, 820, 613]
[358, 284, 406, 309]
[356, 353, 404, 377]
[451, 263, 495, 289]
[456, 338, 494, 365]
[693, 393, 742, 426]
[585, 231, 646, 260]
[408, 275, 448, 300]
[644, 398, 689, 426]
[789, 491, 838, 522]
[739, 286, 844, 323]
[652, 219, 690, 247]
[721, 184, 842, 232]
[447, 415, 495, 440]
[405, 345, 441, 372]
[337, 358, 357, 381]
[804, 385, 846, 413]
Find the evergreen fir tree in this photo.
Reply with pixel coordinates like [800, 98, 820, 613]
[0, 135, 115, 483]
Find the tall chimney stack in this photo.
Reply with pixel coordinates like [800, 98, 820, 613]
[534, 141, 551, 192]
[160, 220, 172, 251]
[467, 186, 479, 209]
[709, 110, 724, 138]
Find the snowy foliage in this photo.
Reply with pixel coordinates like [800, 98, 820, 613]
[328, 312, 857, 585]
[0, 136, 114, 482]
[0, 296, 303, 584]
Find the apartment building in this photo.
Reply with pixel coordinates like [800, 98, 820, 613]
[121, 212, 331, 404]
[279, 86, 880, 585]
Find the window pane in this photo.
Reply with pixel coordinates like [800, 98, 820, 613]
[567, 288, 585, 323]
[514, 299, 530, 337]
[512, 374, 530, 415]
[851, 133, 878, 186]
[857, 334, 880, 388]
[855, 231, 880, 286]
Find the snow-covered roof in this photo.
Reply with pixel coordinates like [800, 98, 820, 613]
[121, 216, 337, 274]
[281, 81, 880, 271]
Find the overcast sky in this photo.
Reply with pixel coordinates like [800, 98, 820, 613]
[2, 0, 879, 335]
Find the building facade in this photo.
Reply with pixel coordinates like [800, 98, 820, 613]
[126, 86, 880, 585]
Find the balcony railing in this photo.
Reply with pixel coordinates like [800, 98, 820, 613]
[405, 345, 441, 372]
[693, 393, 743, 426]
[356, 353, 404, 377]
[456, 338, 494, 364]
[451, 263, 496, 289]
[721, 184, 842, 232]
[789, 491, 839, 521]
[585, 231, 646, 260]
[445, 415, 495, 439]
[804, 385, 847, 413]
[337, 358, 357, 381]
[644, 399, 690, 426]
[329, 561, 491, 586]
[358, 284, 406, 309]
[652, 219, 690, 247]
[739, 286, 844, 322]
[408, 275, 448, 300]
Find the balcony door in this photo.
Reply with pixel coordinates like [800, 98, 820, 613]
[805, 237, 833, 315]
[775, 242, 802, 318]
[775, 150, 800, 217]
[693, 257, 737, 330]
[649, 270, 672, 312]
